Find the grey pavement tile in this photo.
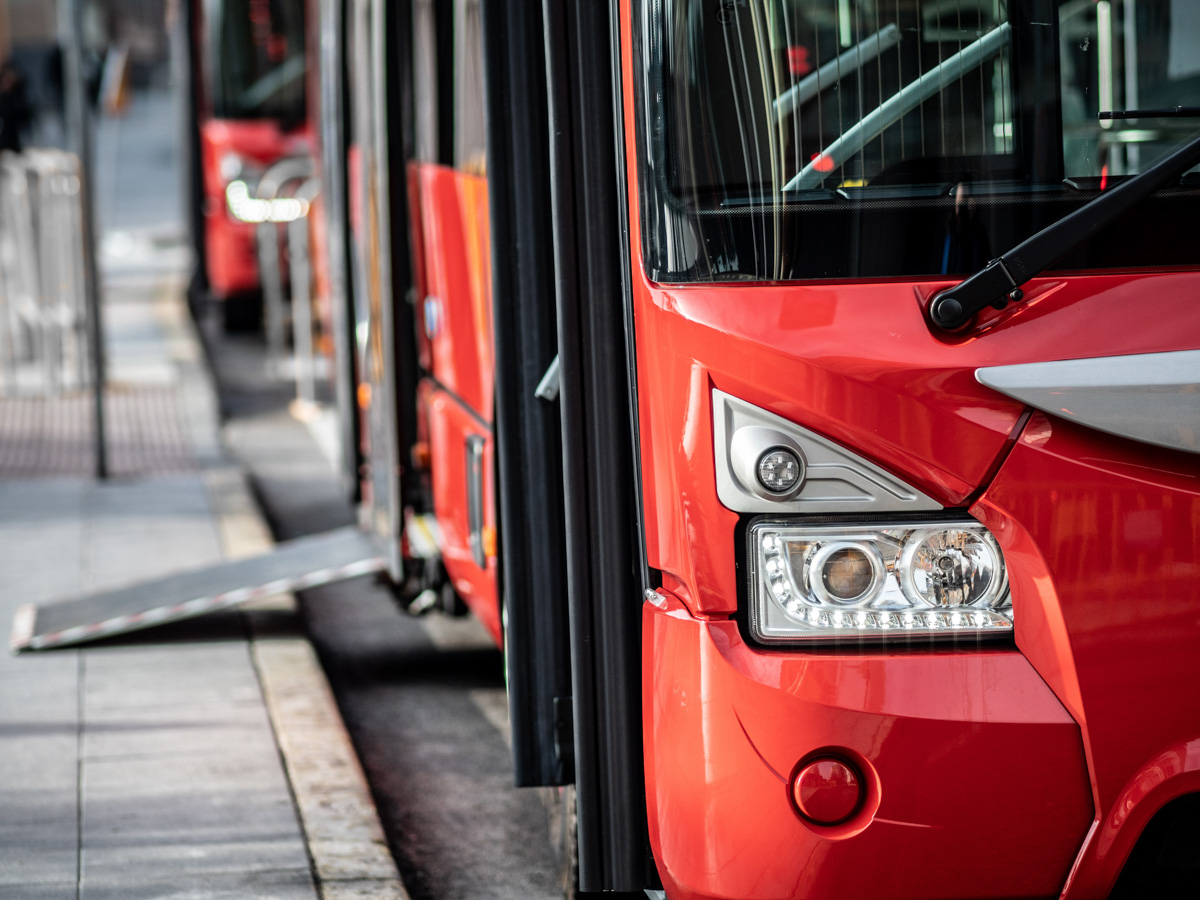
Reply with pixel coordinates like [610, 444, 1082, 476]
[82, 841, 312, 882]
[0, 484, 86, 605]
[0, 790, 78, 881]
[82, 646, 265, 718]
[0, 657, 80, 718]
[0, 858, 79, 890]
[83, 790, 303, 850]
[85, 476, 212, 517]
[83, 751, 294, 802]
[82, 691, 266, 724]
[0, 804, 78, 886]
[0, 882, 77, 899]
[83, 642, 254, 678]
[320, 881, 410, 900]
[83, 645, 257, 692]
[82, 867, 317, 900]
[82, 716, 278, 761]
[0, 791, 77, 829]
[0, 734, 78, 792]
[0, 478, 89, 525]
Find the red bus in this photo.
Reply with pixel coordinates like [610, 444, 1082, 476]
[320, 0, 1200, 897]
[186, 0, 309, 327]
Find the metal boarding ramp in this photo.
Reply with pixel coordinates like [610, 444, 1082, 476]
[10, 527, 387, 652]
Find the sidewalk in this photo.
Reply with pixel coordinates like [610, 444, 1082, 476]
[0, 250, 405, 895]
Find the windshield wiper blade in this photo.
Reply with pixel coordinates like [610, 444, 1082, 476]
[1099, 106, 1200, 120]
[929, 132, 1200, 330]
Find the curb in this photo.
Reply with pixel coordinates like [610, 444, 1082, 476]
[205, 466, 409, 900]
[159, 275, 409, 900]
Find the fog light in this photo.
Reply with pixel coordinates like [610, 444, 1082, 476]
[757, 447, 803, 494]
[792, 757, 863, 825]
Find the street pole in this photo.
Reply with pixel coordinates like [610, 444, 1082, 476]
[60, 0, 108, 479]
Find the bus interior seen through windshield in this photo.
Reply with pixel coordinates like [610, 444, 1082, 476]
[637, 0, 1200, 282]
[210, 0, 306, 125]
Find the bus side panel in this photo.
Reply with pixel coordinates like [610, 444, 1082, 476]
[418, 379, 501, 645]
[409, 159, 499, 639]
[413, 163, 493, 419]
[407, 162, 432, 374]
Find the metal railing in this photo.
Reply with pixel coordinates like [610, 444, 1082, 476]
[0, 149, 92, 397]
[249, 156, 325, 409]
[288, 176, 323, 408]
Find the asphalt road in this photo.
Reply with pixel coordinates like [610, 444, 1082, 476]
[203, 327, 565, 900]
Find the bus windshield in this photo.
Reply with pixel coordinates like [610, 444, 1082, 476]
[210, 0, 306, 123]
[635, 0, 1200, 283]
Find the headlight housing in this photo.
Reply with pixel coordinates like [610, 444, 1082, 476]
[748, 519, 1012, 643]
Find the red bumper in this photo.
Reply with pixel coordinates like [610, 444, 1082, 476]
[643, 594, 1093, 900]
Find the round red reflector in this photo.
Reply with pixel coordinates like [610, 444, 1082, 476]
[792, 758, 862, 825]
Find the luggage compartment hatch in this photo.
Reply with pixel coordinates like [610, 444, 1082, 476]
[10, 527, 386, 652]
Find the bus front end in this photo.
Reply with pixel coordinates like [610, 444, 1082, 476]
[199, 0, 308, 314]
[625, 1, 1200, 897]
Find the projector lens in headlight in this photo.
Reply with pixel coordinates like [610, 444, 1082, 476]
[750, 520, 1011, 642]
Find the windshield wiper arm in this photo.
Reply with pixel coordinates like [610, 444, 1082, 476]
[930, 132, 1200, 330]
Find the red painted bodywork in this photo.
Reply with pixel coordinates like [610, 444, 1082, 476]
[409, 162, 500, 645]
[618, 3, 1200, 897]
[644, 591, 1092, 900]
[976, 415, 1200, 898]
[200, 119, 307, 299]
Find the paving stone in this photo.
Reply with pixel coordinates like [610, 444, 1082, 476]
[82, 714, 278, 761]
[320, 880, 410, 900]
[0, 734, 78, 792]
[0, 833, 78, 888]
[83, 751, 294, 801]
[0, 657, 81, 719]
[82, 794, 304, 851]
[0, 480, 86, 606]
[82, 840, 312, 880]
[0, 882, 78, 899]
[83, 643, 258, 696]
[81, 865, 316, 899]
[0, 789, 78, 875]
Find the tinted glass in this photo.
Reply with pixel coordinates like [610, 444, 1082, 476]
[635, 0, 1200, 283]
[211, 0, 306, 123]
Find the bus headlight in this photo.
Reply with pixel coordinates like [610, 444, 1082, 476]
[748, 520, 1012, 642]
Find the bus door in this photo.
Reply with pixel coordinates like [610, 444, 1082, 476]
[344, 0, 409, 580]
[621, 2, 1200, 899]
[406, 0, 501, 640]
[483, 0, 650, 891]
[315, 0, 364, 502]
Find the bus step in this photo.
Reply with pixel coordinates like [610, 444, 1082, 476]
[10, 527, 387, 652]
[405, 514, 442, 560]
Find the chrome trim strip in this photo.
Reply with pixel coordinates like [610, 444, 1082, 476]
[977, 349, 1200, 454]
